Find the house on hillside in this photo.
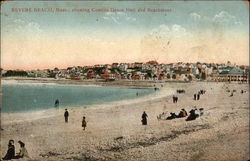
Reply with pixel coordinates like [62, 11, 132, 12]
[86, 69, 96, 79]
[112, 63, 119, 69]
[119, 63, 128, 72]
[211, 67, 246, 82]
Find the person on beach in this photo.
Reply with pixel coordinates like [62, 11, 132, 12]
[173, 96, 178, 103]
[178, 109, 188, 118]
[197, 93, 200, 100]
[194, 94, 196, 100]
[141, 111, 148, 125]
[186, 109, 199, 121]
[183, 109, 188, 117]
[166, 112, 177, 120]
[55, 99, 59, 108]
[64, 109, 69, 123]
[15, 141, 29, 159]
[82, 116, 87, 130]
[2, 140, 15, 160]
[199, 108, 204, 117]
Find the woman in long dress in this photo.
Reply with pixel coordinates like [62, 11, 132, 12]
[141, 111, 148, 125]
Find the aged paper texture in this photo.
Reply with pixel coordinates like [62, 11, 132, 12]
[0, 1, 249, 161]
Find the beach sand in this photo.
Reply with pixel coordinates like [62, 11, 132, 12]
[1, 82, 249, 161]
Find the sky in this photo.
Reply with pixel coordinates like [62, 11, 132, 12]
[1, 1, 249, 70]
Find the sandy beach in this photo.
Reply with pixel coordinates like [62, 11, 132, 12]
[0, 81, 249, 161]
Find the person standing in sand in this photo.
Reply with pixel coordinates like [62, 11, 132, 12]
[82, 116, 87, 130]
[141, 111, 148, 125]
[64, 109, 69, 123]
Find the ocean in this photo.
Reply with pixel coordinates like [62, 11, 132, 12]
[2, 82, 156, 113]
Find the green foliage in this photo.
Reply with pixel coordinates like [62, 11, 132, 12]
[3, 70, 28, 77]
[201, 72, 206, 80]
[195, 74, 200, 79]
[188, 75, 193, 81]
[133, 67, 142, 71]
[167, 73, 171, 79]
[174, 70, 187, 75]
[94, 67, 105, 75]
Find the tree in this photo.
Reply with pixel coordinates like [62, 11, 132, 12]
[188, 75, 192, 81]
[201, 72, 206, 80]
[3, 70, 28, 77]
[195, 74, 200, 80]
[167, 73, 171, 79]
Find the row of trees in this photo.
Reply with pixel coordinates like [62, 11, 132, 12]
[2, 70, 28, 77]
[1, 69, 207, 80]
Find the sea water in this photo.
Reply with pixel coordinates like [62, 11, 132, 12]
[1, 83, 156, 113]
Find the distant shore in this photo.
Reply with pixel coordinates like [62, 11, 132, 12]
[1, 77, 192, 87]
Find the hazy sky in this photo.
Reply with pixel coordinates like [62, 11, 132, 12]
[1, 1, 249, 70]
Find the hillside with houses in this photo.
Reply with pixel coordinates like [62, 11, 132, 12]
[1, 61, 249, 83]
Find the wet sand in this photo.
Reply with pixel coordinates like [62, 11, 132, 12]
[1, 82, 249, 161]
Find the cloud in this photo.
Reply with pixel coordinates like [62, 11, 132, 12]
[102, 12, 136, 24]
[212, 11, 243, 26]
[25, 22, 42, 33]
[13, 18, 42, 35]
[150, 24, 169, 36]
[213, 11, 236, 23]
[150, 24, 188, 38]
[190, 12, 201, 20]
[190, 11, 241, 26]
[172, 24, 186, 34]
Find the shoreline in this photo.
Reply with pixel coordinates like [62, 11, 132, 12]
[1, 77, 191, 88]
[1, 85, 175, 124]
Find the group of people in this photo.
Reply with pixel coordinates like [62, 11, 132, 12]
[226, 88, 247, 97]
[156, 107, 203, 122]
[166, 108, 188, 120]
[64, 109, 87, 131]
[2, 140, 29, 160]
[194, 89, 206, 100]
[172, 95, 179, 103]
[176, 89, 185, 94]
[228, 89, 237, 97]
[241, 90, 247, 94]
[186, 108, 203, 121]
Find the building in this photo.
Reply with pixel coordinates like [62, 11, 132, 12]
[211, 67, 247, 82]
